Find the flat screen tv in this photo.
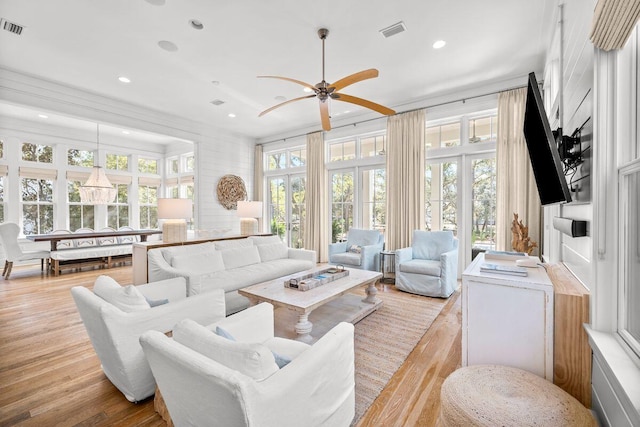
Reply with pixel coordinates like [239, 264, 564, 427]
[523, 72, 572, 205]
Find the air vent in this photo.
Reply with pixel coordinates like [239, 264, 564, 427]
[1, 18, 24, 35]
[210, 99, 225, 106]
[379, 21, 406, 38]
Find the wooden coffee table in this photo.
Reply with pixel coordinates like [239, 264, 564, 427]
[239, 265, 382, 343]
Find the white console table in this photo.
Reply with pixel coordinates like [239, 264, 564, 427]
[462, 253, 554, 380]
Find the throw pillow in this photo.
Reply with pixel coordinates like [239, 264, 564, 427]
[145, 296, 169, 307]
[93, 275, 150, 312]
[171, 250, 225, 274]
[257, 242, 289, 262]
[348, 244, 362, 254]
[249, 235, 283, 246]
[174, 319, 279, 381]
[214, 325, 292, 369]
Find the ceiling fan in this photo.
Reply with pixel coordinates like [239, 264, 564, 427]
[258, 28, 396, 131]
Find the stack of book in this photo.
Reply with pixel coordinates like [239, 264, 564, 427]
[480, 262, 528, 277]
[483, 250, 528, 261]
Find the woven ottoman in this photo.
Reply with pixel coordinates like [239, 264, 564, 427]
[440, 365, 596, 427]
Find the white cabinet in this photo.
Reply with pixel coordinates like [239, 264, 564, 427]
[462, 253, 554, 379]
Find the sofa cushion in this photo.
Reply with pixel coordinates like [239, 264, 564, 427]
[93, 275, 150, 312]
[214, 238, 253, 250]
[257, 242, 289, 262]
[161, 242, 215, 265]
[399, 259, 442, 276]
[222, 246, 261, 270]
[249, 235, 282, 246]
[412, 231, 453, 260]
[346, 229, 381, 248]
[330, 252, 362, 266]
[171, 250, 224, 275]
[173, 319, 279, 381]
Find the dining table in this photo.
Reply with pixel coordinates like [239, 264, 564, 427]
[26, 229, 163, 251]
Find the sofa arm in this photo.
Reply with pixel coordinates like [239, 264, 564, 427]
[328, 242, 348, 257]
[395, 247, 413, 265]
[440, 248, 459, 282]
[136, 277, 187, 303]
[359, 243, 384, 271]
[288, 248, 316, 263]
[206, 302, 274, 344]
[251, 322, 355, 426]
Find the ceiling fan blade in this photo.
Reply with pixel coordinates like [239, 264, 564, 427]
[320, 100, 331, 131]
[259, 94, 316, 117]
[257, 75, 317, 92]
[329, 69, 379, 92]
[332, 93, 396, 116]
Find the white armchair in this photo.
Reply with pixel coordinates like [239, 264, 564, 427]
[0, 222, 50, 279]
[395, 230, 458, 298]
[71, 276, 226, 402]
[140, 302, 356, 427]
[328, 228, 384, 271]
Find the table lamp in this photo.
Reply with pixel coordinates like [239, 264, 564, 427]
[157, 198, 192, 243]
[237, 201, 263, 235]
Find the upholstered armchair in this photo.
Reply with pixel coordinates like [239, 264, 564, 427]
[395, 230, 458, 298]
[140, 302, 355, 427]
[328, 228, 384, 271]
[71, 276, 225, 402]
[0, 222, 50, 279]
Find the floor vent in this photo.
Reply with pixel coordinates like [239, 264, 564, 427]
[380, 21, 406, 38]
[210, 99, 225, 106]
[1, 18, 24, 35]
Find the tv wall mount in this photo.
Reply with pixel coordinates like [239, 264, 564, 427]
[554, 116, 590, 172]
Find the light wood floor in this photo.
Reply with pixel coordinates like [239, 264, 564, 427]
[0, 264, 461, 426]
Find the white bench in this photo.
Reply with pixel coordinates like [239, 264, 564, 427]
[50, 244, 134, 276]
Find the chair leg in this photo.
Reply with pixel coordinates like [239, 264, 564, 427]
[4, 261, 13, 280]
[2, 260, 8, 277]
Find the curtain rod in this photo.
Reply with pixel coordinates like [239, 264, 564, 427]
[259, 83, 528, 145]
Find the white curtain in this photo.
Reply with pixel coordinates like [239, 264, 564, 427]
[304, 131, 328, 262]
[253, 144, 264, 232]
[385, 109, 426, 251]
[496, 87, 541, 254]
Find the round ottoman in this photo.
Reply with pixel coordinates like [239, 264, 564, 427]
[439, 365, 595, 427]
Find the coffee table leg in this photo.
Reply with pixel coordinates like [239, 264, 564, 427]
[362, 281, 381, 304]
[295, 313, 314, 343]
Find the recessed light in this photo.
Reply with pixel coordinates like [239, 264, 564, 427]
[433, 40, 446, 49]
[122, 130, 130, 135]
[38, 114, 48, 119]
[228, 113, 236, 118]
[158, 40, 178, 52]
[303, 87, 313, 93]
[274, 95, 286, 101]
[189, 19, 204, 30]
[118, 76, 131, 83]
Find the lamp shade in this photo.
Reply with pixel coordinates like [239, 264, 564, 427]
[237, 201, 263, 218]
[79, 166, 117, 204]
[157, 198, 193, 220]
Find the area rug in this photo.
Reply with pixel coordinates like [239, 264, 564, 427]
[351, 288, 448, 424]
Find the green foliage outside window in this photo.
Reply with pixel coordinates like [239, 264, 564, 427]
[22, 142, 53, 163]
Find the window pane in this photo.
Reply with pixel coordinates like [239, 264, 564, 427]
[68, 149, 94, 167]
[361, 169, 386, 233]
[331, 171, 354, 242]
[361, 136, 385, 158]
[185, 155, 194, 172]
[441, 123, 460, 147]
[138, 158, 158, 174]
[329, 141, 356, 162]
[290, 149, 306, 167]
[472, 158, 497, 256]
[290, 176, 306, 249]
[425, 162, 457, 234]
[268, 152, 286, 170]
[268, 178, 286, 241]
[469, 116, 497, 143]
[426, 126, 440, 149]
[22, 142, 53, 163]
[622, 168, 640, 350]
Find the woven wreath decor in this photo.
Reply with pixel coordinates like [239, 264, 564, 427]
[216, 174, 247, 210]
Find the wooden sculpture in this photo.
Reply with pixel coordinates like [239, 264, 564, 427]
[511, 213, 538, 255]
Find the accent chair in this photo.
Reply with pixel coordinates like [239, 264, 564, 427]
[140, 302, 356, 427]
[0, 222, 50, 279]
[328, 228, 384, 271]
[395, 230, 458, 298]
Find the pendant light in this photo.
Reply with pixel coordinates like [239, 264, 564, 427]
[80, 124, 117, 204]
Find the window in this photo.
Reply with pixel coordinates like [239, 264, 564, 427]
[267, 151, 287, 170]
[67, 149, 94, 167]
[22, 142, 53, 163]
[329, 140, 356, 162]
[106, 153, 129, 171]
[107, 184, 129, 228]
[138, 158, 158, 174]
[469, 115, 497, 143]
[425, 161, 458, 234]
[67, 180, 95, 230]
[619, 160, 640, 357]
[138, 184, 158, 229]
[290, 149, 306, 167]
[268, 177, 286, 240]
[0, 176, 4, 223]
[21, 177, 54, 235]
[426, 122, 460, 148]
[471, 158, 497, 252]
[331, 171, 354, 242]
[361, 168, 386, 231]
[167, 157, 179, 174]
[0, 138, 3, 158]
[360, 135, 386, 158]
[185, 154, 194, 172]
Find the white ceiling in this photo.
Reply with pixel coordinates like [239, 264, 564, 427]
[0, 0, 559, 142]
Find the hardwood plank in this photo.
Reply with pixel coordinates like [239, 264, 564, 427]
[0, 265, 462, 426]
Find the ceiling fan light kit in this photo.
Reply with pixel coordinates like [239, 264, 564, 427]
[258, 28, 396, 131]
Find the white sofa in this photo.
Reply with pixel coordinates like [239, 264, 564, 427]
[140, 302, 355, 426]
[147, 236, 316, 315]
[71, 275, 226, 402]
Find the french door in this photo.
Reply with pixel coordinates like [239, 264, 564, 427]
[266, 174, 306, 248]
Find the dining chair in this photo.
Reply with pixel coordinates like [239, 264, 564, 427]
[0, 222, 51, 279]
